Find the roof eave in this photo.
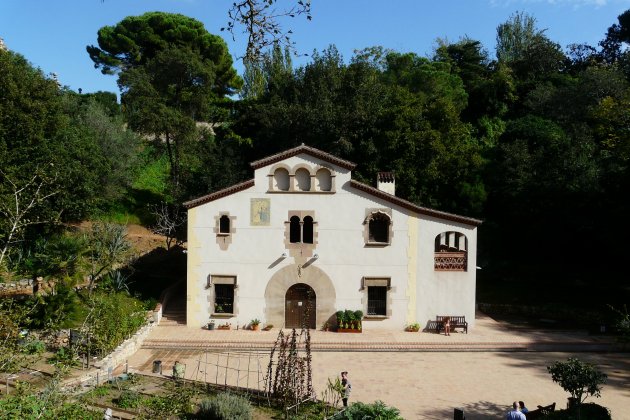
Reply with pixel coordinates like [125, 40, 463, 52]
[183, 179, 255, 209]
[350, 180, 482, 227]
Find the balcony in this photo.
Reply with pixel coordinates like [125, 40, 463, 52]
[434, 251, 467, 271]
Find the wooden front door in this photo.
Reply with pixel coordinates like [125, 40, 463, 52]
[285, 283, 316, 329]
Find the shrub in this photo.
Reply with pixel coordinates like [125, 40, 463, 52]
[336, 310, 345, 325]
[48, 347, 78, 367]
[82, 291, 148, 356]
[22, 339, 46, 355]
[116, 390, 141, 409]
[198, 392, 253, 420]
[344, 310, 356, 323]
[545, 402, 612, 420]
[340, 401, 403, 419]
[547, 358, 607, 405]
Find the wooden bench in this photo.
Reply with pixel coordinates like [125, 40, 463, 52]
[436, 316, 468, 334]
[525, 402, 556, 419]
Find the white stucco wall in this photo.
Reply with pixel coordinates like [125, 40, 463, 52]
[187, 152, 478, 331]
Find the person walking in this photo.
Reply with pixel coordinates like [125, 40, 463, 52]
[341, 371, 352, 407]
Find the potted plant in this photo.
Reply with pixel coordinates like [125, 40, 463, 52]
[250, 318, 261, 331]
[345, 309, 356, 329]
[406, 322, 420, 332]
[208, 320, 215, 330]
[336, 309, 363, 333]
[354, 310, 364, 330]
[336, 310, 345, 330]
[547, 357, 607, 411]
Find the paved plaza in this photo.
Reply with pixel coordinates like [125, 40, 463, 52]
[125, 312, 630, 419]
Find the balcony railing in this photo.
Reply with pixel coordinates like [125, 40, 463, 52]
[434, 251, 467, 271]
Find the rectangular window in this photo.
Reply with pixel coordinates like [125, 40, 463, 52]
[367, 286, 387, 316]
[214, 284, 234, 314]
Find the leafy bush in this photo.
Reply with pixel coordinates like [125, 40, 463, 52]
[544, 403, 612, 420]
[55, 402, 102, 419]
[198, 392, 253, 420]
[339, 401, 403, 419]
[83, 291, 148, 356]
[547, 358, 607, 405]
[32, 284, 85, 329]
[609, 304, 630, 342]
[116, 390, 142, 409]
[48, 347, 78, 367]
[22, 339, 46, 355]
[0, 382, 101, 419]
[142, 385, 198, 419]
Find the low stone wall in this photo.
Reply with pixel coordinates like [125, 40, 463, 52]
[0, 278, 34, 296]
[63, 317, 158, 390]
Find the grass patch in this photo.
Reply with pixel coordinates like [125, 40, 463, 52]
[133, 152, 170, 197]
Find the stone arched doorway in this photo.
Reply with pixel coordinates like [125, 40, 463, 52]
[264, 264, 336, 329]
[285, 283, 316, 328]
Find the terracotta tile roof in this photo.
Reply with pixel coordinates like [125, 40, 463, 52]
[183, 179, 255, 209]
[250, 144, 356, 170]
[350, 180, 482, 227]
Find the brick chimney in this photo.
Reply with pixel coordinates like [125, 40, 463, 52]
[377, 172, 395, 196]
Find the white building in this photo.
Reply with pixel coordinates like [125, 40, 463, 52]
[184, 145, 481, 331]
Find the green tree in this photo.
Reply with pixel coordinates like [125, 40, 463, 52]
[496, 11, 545, 63]
[87, 12, 243, 193]
[547, 358, 607, 407]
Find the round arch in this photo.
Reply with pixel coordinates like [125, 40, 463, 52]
[264, 264, 336, 329]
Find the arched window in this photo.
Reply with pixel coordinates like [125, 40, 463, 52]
[285, 212, 317, 254]
[295, 167, 311, 191]
[303, 216, 314, 244]
[434, 232, 468, 271]
[290, 216, 301, 243]
[274, 168, 290, 191]
[368, 212, 391, 244]
[219, 215, 230, 234]
[315, 168, 332, 191]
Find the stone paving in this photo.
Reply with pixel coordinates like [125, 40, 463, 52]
[123, 312, 630, 419]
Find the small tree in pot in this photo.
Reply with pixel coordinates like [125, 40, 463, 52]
[547, 357, 607, 410]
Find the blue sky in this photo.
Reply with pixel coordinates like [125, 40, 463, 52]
[1, 0, 629, 95]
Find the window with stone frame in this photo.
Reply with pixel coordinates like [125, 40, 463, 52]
[362, 277, 390, 317]
[208, 275, 237, 315]
[219, 215, 230, 234]
[364, 209, 393, 246]
[367, 286, 387, 316]
[285, 211, 317, 257]
[214, 212, 236, 250]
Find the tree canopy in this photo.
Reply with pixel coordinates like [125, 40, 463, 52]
[87, 12, 243, 195]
